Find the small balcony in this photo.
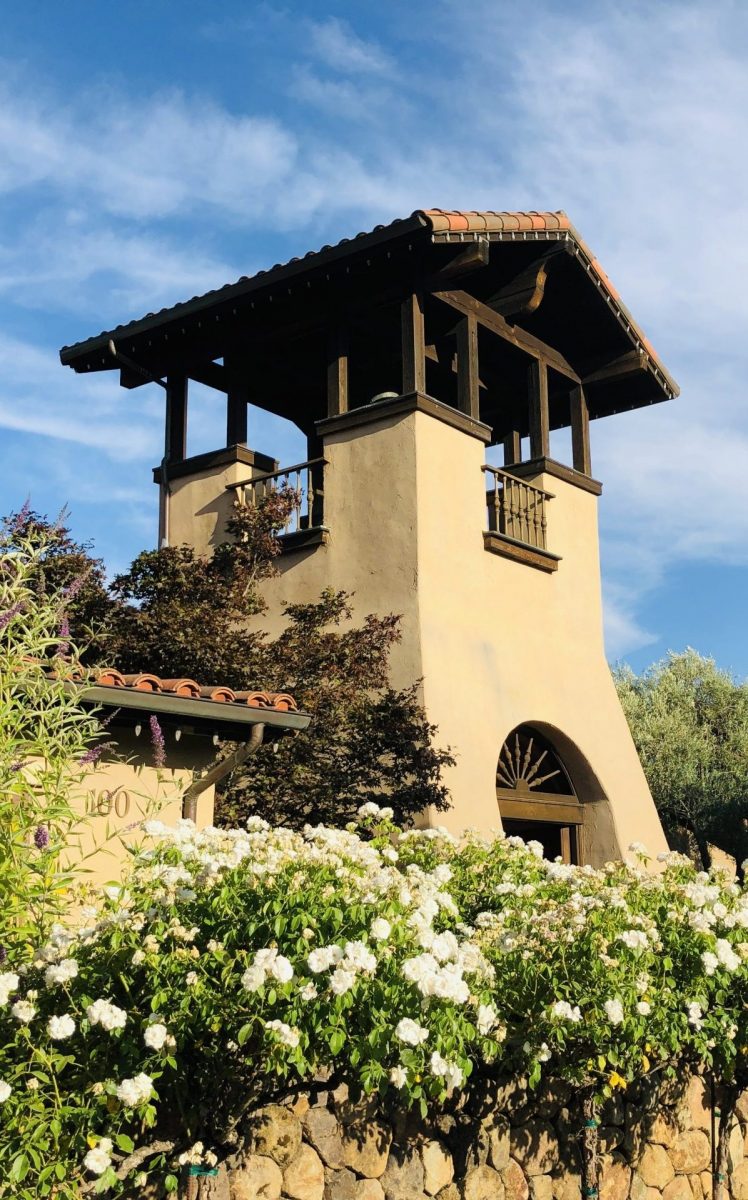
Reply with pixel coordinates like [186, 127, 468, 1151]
[482, 465, 560, 573]
[229, 458, 328, 551]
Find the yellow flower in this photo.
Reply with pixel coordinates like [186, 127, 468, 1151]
[608, 1071, 627, 1091]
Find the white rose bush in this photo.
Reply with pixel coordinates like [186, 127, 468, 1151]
[2, 525, 748, 1198]
[0, 805, 747, 1198]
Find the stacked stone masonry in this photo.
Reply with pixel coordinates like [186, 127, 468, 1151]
[208, 1076, 748, 1200]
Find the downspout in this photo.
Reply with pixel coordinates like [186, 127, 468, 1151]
[181, 723, 266, 822]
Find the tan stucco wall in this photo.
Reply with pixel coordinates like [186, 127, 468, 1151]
[166, 406, 668, 861]
[165, 455, 274, 552]
[65, 738, 215, 890]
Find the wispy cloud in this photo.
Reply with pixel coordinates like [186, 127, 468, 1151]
[307, 17, 393, 75]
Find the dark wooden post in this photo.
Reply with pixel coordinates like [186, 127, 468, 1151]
[528, 360, 550, 459]
[570, 385, 591, 475]
[159, 374, 188, 547]
[164, 374, 188, 463]
[503, 429, 522, 466]
[226, 383, 248, 446]
[401, 292, 426, 395]
[326, 326, 348, 417]
[456, 315, 480, 419]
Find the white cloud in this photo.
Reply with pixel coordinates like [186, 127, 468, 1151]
[0, 333, 157, 461]
[307, 17, 393, 75]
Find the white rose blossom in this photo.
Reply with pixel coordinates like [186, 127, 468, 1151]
[116, 1073, 154, 1107]
[604, 999, 624, 1026]
[143, 1022, 169, 1051]
[83, 1138, 113, 1176]
[0, 1081, 11, 1103]
[48, 1014, 76, 1040]
[87, 999, 127, 1032]
[395, 1018, 429, 1046]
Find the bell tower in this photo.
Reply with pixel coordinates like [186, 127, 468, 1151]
[60, 209, 679, 864]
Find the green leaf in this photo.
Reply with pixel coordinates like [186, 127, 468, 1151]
[10, 1154, 29, 1183]
[116, 1133, 135, 1153]
[329, 1028, 346, 1054]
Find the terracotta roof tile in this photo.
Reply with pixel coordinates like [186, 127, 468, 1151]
[92, 668, 298, 712]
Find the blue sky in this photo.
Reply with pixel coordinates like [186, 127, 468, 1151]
[1, 0, 747, 675]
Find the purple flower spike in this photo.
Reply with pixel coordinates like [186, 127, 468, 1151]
[0, 601, 25, 632]
[80, 743, 104, 766]
[34, 825, 50, 850]
[62, 575, 86, 602]
[57, 616, 70, 659]
[150, 715, 166, 768]
[8, 499, 31, 535]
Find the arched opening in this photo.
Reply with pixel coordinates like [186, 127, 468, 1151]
[496, 724, 584, 863]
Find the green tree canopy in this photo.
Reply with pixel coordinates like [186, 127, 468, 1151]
[614, 649, 748, 874]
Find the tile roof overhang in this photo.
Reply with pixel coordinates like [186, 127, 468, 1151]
[75, 668, 311, 738]
[59, 209, 678, 417]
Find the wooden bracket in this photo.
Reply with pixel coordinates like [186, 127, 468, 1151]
[488, 247, 565, 318]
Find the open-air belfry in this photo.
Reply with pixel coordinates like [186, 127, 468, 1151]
[61, 209, 678, 864]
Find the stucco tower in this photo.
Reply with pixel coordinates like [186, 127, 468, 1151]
[60, 209, 679, 864]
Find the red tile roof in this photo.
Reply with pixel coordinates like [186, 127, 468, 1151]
[94, 668, 298, 712]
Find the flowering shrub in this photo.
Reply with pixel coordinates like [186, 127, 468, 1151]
[0, 516, 103, 959]
[1, 803, 747, 1197]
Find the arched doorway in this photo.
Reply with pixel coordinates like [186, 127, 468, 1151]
[496, 724, 584, 863]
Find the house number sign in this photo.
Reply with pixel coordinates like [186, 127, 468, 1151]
[85, 788, 132, 819]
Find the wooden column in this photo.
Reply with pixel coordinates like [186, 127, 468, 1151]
[401, 292, 426, 394]
[159, 374, 187, 547]
[226, 381, 248, 446]
[528, 360, 550, 459]
[326, 326, 348, 417]
[456, 315, 480, 419]
[570, 385, 591, 475]
[503, 429, 521, 466]
[164, 374, 188, 463]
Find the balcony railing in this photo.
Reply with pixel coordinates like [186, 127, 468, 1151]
[229, 459, 326, 539]
[483, 465, 553, 551]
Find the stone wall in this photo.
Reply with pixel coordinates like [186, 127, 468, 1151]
[207, 1075, 748, 1200]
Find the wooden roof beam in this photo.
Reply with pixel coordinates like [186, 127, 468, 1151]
[428, 240, 490, 285]
[189, 361, 232, 393]
[431, 288, 580, 384]
[582, 349, 648, 386]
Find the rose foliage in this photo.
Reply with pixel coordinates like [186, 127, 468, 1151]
[1, 808, 748, 1197]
